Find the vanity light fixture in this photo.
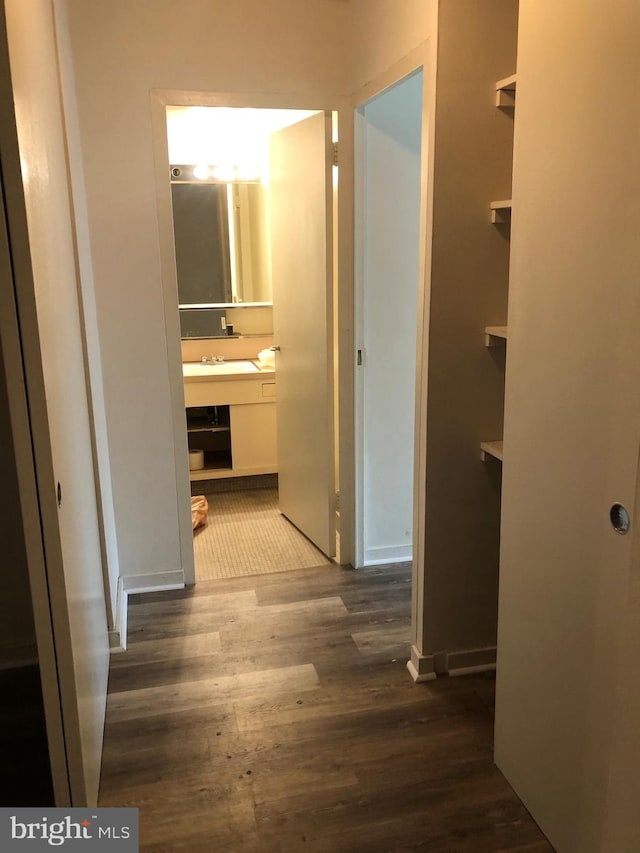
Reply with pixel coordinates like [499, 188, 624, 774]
[211, 164, 236, 182]
[192, 164, 210, 180]
[170, 164, 263, 185]
[235, 164, 262, 182]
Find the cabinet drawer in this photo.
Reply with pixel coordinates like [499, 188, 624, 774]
[184, 377, 271, 408]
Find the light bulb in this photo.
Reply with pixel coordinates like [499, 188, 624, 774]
[211, 165, 236, 182]
[192, 164, 210, 180]
[235, 164, 261, 182]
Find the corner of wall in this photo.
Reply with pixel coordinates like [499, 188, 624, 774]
[419, 0, 518, 658]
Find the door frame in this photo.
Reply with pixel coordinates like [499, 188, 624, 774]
[351, 40, 437, 659]
[150, 89, 354, 583]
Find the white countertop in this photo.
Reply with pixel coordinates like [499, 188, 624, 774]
[182, 360, 275, 383]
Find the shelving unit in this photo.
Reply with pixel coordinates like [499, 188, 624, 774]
[187, 405, 232, 480]
[480, 440, 504, 463]
[484, 325, 508, 346]
[495, 73, 517, 109]
[189, 458, 233, 481]
[482, 70, 516, 471]
[490, 199, 512, 224]
[186, 421, 230, 435]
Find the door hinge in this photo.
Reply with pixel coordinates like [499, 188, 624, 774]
[332, 142, 339, 167]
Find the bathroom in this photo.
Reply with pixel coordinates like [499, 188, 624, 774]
[163, 105, 340, 580]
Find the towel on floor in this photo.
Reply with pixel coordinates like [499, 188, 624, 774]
[191, 495, 209, 531]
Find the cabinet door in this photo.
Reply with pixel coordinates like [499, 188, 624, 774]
[230, 403, 277, 476]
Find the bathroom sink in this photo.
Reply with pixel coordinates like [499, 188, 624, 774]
[182, 360, 259, 377]
[257, 348, 276, 369]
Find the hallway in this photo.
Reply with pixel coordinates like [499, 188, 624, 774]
[99, 564, 551, 851]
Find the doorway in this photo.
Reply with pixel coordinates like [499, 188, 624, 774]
[159, 104, 340, 582]
[354, 71, 424, 569]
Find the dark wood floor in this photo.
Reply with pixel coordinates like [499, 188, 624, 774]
[100, 563, 553, 852]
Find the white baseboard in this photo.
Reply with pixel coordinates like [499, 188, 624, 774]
[122, 569, 185, 594]
[364, 544, 412, 566]
[407, 644, 496, 681]
[406, 658, 436, 682]
[446, 646, 496, 676]
[108, 629, 125, 654]
[407, 644, 437, 682]
[108, 576, 130, 654]
[108, 570, 185, 655]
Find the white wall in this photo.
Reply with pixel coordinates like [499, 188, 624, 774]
[62, 0, 351, 588]
[418, 0, 518, 670]
[349, 0, 515, 674]
[4, 0, 109, 806]
[495, 1, 640, 849]
[350, 0, 436, 91]
[360, 71, 422, 565]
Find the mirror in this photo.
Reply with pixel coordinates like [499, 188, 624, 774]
[170, 166, 272, 309]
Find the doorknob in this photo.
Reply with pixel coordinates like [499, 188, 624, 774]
[270, 346, 281, 351]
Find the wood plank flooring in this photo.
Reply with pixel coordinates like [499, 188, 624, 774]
[100, 563, 553, 852]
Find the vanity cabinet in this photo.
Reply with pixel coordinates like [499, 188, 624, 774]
[184, 373, 277, 481]
[229, 402, 277, 476]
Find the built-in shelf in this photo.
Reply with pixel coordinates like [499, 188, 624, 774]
[490, 199, 512, 224]
[190, 466, 233, 482]
[186, 408, 230, 433]
[480, 440, 504, 463]
[484, 325, 508, 346]
[495, 73, 517, 108]
[187, 424, 231, 434]
[187, 405, 232, 480]
[189, 448, 234, 481]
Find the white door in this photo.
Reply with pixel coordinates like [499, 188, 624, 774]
[495, 2, 640, 850]
[1, 0, 109, 806]
[269, 112, 336, 558]
[0, 171, 72, 805]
